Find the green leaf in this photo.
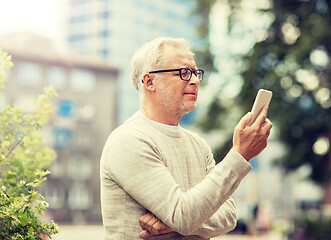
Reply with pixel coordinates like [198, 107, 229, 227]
[6, 172, 16, 179]
[19, 213, 32, 225]
[28, 226, 34, 235]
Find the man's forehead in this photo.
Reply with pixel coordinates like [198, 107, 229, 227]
[163, 45, 196, 67]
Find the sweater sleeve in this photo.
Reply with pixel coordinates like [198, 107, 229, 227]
[102, 130, 251, 236]
[191, 144, 248, 238]
[191, 197, 237, 238]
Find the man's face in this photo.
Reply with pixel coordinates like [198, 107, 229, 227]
[153, 45, 200, 117]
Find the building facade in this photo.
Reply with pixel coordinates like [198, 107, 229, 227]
[0, 33, 118, 223]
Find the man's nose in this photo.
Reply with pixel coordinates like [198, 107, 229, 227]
[189, 73, 200, 86]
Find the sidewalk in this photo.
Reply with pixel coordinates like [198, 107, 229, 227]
[52, 225, 283, 240]
[52, 225, 104, 240]
[213, 232, 283, 240]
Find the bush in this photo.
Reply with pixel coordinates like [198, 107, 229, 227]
[0, 50, 59, 239]
[289, 210, 331, 240]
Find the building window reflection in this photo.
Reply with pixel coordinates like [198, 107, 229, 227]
[68, 182, 92, 210]
[47, 67, 66, 90]
[52, 127, 72, 149]
[74, 130, 92, 148]
[17, 62, 42, 87]
[78, 104, 96, 121]
[70, 69, 96, 93]
[43, 184, 65, 209]
[58, 99, 76, 118]
[67, 156, 92, 181]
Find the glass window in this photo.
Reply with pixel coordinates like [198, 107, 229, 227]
[98, 11, 110, 19]
[52, 127, 72, 149]
[73, 129, 92, 147]
[68, 34, 88, 42]
[69, 69, 96, 93]
[99, 30, 109, 37]
[78, 104, 96, 121]
[67, 156, 92, 181]
[58, 99, 76, 118]
[70, 14, 91, 23]
[42, 183, 65, 209]
[99, 49, 109, 58]
[47, 66, 66, 90]
[68, 183, 92, 210]
[17, 62, 42, 87]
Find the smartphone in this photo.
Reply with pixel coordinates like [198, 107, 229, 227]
[248, 89, 273, 126]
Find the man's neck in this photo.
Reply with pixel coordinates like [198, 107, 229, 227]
[141, 106, 181, 126]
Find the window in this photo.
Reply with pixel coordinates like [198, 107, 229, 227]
[58, 99, 76, 118]
[69, 69, 96, 93]
[68, 34, 88, 42]
[42, 183, 65, 209]
[47, 66, 66, 90]
[70, 15, 91, 23]
[98, 11, 110, 19]
[17, 62, 41, 87]
[68, 183, 92, 210]
[52, 127, 72, 149]
[99, 49, 109, 58]
[98, 30, 109, 37]
[78, 104, 96, 121]
[67, 156, 93, 181]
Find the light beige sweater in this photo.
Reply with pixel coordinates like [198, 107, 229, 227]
[100, 111, 252, 240]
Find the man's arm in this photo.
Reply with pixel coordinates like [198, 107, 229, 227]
[139, 198, 236, 239]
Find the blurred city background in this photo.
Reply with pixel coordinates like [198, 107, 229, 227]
[0, 0, 330, 239]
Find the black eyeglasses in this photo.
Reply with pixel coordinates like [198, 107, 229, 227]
[148, 68, 204, 82]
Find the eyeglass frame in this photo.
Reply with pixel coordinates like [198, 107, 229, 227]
[146, 68, 204, 82]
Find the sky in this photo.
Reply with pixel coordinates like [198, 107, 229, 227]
[0, 0, 64, 41]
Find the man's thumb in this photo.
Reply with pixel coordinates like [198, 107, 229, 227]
[139, 230, 152, 239]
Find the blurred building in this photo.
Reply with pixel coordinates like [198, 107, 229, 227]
[0, 33, 119, 223]
[66, 0, 201, 124]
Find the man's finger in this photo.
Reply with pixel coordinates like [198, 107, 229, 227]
[139, 212, 153, 230]
[261, 118, 272, 135]
[152, 220, 164, 231]
[147, 217, 159, 234]
[235, 112, 252, 132]
[254, 106, 268, 128]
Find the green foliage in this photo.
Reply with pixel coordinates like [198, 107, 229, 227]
[289, 212, 331, 240]
[238, 0, 331, 184]
[195, 0, 331, 184]
[0, 50, 13, 91]
[0, 50, 59, 239]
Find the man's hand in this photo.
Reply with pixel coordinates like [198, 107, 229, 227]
[139, 212, 174, 238]
[232, 106, 272, 161]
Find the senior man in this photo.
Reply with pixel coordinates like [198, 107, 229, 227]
[100, 37, 272, 239]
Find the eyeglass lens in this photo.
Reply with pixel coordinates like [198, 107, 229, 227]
[180, 69, 203, 81]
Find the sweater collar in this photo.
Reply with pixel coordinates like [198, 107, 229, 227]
[138, 111, 182, 138]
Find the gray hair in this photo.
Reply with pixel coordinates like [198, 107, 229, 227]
[130, 37, 193, 94]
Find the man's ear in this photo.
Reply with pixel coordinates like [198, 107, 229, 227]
[142, 73, 155, 92]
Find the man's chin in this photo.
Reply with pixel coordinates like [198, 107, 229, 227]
[180, 103, 197, 116]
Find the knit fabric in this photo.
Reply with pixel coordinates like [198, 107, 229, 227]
[100, 111, 252, 239]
